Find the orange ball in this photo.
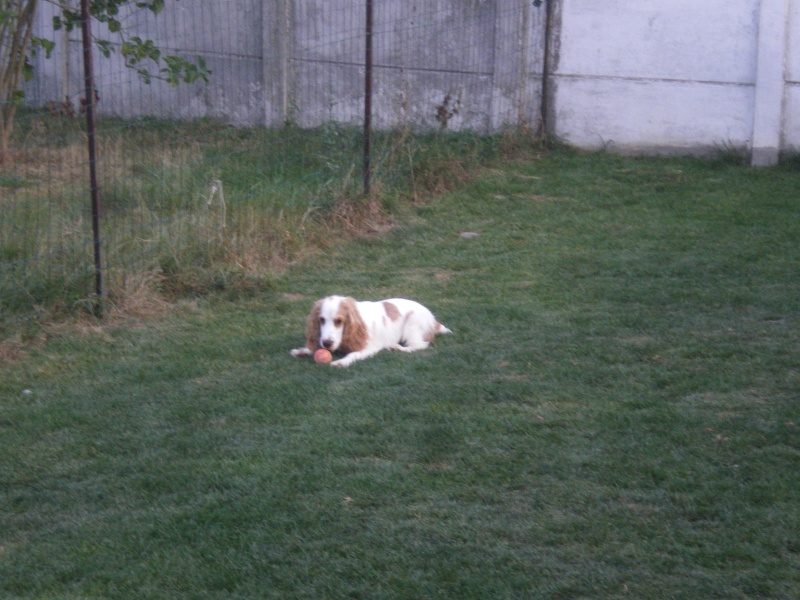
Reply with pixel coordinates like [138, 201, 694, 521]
[314, 348, 333, 364]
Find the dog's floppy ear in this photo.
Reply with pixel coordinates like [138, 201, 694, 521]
[339, 297, 368, 353]
[305, 300, 323, 350]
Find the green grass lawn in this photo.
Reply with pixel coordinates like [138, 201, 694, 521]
[1, 149, 798, 598]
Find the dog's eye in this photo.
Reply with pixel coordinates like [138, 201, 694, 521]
[319, 317, 325, 325]
[334, 318, 343, 327]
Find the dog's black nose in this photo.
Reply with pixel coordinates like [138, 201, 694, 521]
[322, 339, 333, 349]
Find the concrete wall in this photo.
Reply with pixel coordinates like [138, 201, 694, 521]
[274, 0, 547, 131]
[784, 1, 800, 153]
[549, 0, 798, 163]
[23, 0, 799, 161]
[28, 0, 267, 125]
[26, 0, 546, 133]
[291, 0, 547, 131]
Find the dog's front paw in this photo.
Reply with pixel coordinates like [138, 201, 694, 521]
[291, 348, 312, 358]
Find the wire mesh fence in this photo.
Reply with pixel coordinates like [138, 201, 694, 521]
[1, 0, 547, 328]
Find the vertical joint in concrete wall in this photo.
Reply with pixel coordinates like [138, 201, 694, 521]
[281, 0, 293, 123]
[540, 0, 561, 140]
[491, 0, 543, 133]
[60, 4, 71, 101]
[518, 0, 531, 128]
[751, 0, 790, 166]
[263, 0, 293, 126]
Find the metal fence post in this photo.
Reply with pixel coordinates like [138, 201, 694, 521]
[363, 0, 373, 197]
[80, 0, 103, 314]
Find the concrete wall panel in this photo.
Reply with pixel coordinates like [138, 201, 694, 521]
[785, 2, 800, 150]
[784, 86, 800, 152]
[557, 0, 758, 84]
[554, 77, 754, 153]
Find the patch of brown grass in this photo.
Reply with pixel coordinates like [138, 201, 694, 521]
[0, 335, 29, 366]
[103, 271, 172, 321]
[2, 142, 87, 189]
[330, 197, 396, 237]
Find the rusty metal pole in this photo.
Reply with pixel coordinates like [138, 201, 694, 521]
[363, 0, 373, 197]
[80, 0, 103, 314]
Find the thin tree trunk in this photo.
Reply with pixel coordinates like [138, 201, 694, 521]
[0, 0, 39, 163]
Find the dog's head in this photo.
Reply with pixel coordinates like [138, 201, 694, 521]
[306, 296, 367, 353]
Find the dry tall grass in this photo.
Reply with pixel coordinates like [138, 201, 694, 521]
[2, 113, 512, 335]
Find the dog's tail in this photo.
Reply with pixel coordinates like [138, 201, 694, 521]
[435, 322, 452, 335]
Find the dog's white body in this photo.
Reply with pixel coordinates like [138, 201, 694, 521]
[291, 295, 451, 367]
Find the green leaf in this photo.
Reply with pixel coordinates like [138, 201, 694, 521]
[134, 1, 165, 14]
[40, 38, 55, 59]
[21, 61, 34, 82]
[97, 40, 115, 58]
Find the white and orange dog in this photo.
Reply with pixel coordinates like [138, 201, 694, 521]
[291, 295, 452, 367]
